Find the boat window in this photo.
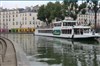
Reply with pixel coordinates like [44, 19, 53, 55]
[63, 22, 76, 26]
[38, 30, 52, 33]
[54, 23, 61, 27]
[84, 29, 89, 33]
[62, 29, 72, 34]
[74, 29, 83, 34]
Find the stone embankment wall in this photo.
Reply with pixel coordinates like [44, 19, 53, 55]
[0, 37, 30, 66]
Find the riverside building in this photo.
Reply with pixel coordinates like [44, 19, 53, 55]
[0, 5, 43, 33]
[77, 9, 100, 29]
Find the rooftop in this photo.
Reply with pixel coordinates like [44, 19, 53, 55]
[0, 5, 39, 13]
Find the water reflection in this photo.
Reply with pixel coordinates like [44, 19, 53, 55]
[1, 34, 37, 55]
[1, 34, 100, 66]
[35, 36, 100, 66]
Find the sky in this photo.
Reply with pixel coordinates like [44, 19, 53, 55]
[0, 1, 82, 9]
[0, 1, 58, 9]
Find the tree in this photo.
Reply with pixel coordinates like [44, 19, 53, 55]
[81, 9, 86, 14]
[79, 2, 87, 11]
[63, 0, 79, 20]
[63, 0, 90, 20]
[37, 5, 46, 23]
[45, 2, 55, 25]
[37, 3, 55, 26]
[38, 2, 66, 26]
[54, 2, 65, 21]
[79, 2, 87, 14]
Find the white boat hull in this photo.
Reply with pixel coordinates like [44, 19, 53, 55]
[35, 31, 100, 39]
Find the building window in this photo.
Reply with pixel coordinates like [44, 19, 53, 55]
[22, 17, 24, 20]
[16, 11, 18, 13]
[33, 21, 34, 24]
[13, 15, 14, 17]
[25, 17, 27, 20]
[30, 21, 31, 24]
[6, 23, 8, 25]
[16, 15, 18, 17]
[25, 22, 27, 25]
[6, 15, 8, 18]
[23, 22, 24, 25]
[3, 19, 5, 21]
[25, 14, 27, 16]
[13, 12, 14, 14]
[16, 22, 18, 25]
[13, 18, 14, 21]
[13, 22, 14, 25]
[30, 13, 31, 16]
[3, 12, 5, 15]
[33, 17, 34, 20]
[6, 19, 8, 21]
[9, 19, 10, 21]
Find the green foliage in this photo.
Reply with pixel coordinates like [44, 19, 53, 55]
[79, 2, 87, 11]
[37, 5, 46, 22]
[38, 0, 100, 25]
[37, 2, 55, 25]
[70, 12, 77, 20]
[54, 2, 65, 21]
[37, 2, 66, 25]
[81, 9, 86, 14]
[63, 0, 79, 20]
[91, 0, 98, 4]
[64, 0, 78, 3]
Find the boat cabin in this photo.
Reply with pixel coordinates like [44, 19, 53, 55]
[52, 20, 77, 35]
[53, 20, 77, 27]
[63, 20, 76, 26]
[73, 27, 91, 35]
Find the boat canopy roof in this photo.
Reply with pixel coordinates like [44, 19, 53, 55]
[53, 20, 77, 24]
[73, 26, 91, 28]
[62, 20, 77, 23]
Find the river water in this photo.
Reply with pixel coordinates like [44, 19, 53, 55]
[1, 34, 100, 66]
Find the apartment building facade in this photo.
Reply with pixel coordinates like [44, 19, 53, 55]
[0, 5, 43, 32]
[77, 10, 100, 28]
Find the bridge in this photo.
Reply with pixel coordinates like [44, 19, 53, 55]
[0, 37, 30, 66]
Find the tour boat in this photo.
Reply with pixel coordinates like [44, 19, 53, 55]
[35, 19, 100, 39]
